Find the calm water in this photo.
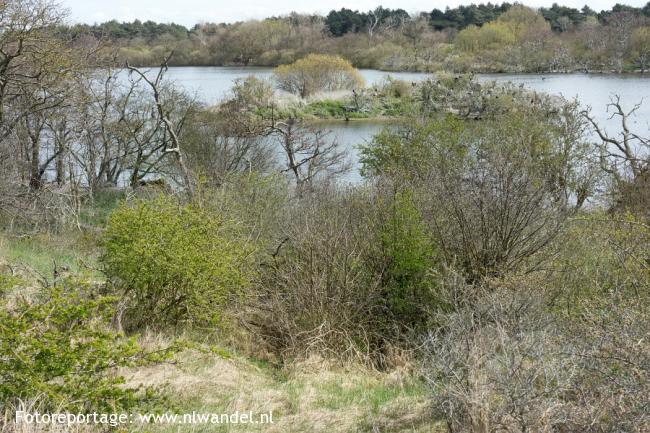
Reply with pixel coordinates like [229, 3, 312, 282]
[162, 67, 434, 103]
[479, 73, 650, 136]
[162, 67, 650, 182]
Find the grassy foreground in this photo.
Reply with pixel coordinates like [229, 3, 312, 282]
[0, 233, 437, 433]
[125, 348, 434, 433]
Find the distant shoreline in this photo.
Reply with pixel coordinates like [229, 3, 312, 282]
[126, 62, 650, 76]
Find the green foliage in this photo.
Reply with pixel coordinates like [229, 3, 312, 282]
[0, 274, 22, 295]
[498, 5, 552, 40]
[378, 189, 437, 328]
[325, 7, 409, 37]
[359, 115, 463, 180]
[66, 19, 189, 41]
[305, 99, 349, 117]
[274, 54, 365, 98]
[79, 189, 127, 227]
[540, 3, 587, 31]
[455, 22, 515, 52]
[453, 6, 551, 67]
[325, 8, 368, 37]
[428, 3, 513, 31]
[630, 26, 650, 71]
[549, 212, 650, 311]
[361, 96, 594, 280]
[101, 196, 255, 330]
[0, 277, 174, 412]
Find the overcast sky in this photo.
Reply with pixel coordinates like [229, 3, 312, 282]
[60, 0, 649, 27]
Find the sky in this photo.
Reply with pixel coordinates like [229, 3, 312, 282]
[60, 0, 649, 28]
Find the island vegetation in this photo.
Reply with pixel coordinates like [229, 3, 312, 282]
[1, 0, 650, 432]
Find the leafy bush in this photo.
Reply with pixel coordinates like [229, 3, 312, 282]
[549, 212, 650, 307]
[377, 189, 437, 329]
[0, 276, 173, 413]
[274, 54, 365, 98]
[101, 196, 255, 330]
[305, 99, 348, 117]
[455, 22, 515, 52]
[362, 100, 594, 280]
[0, 273, 22, 295]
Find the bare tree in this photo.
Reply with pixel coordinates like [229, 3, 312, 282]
[125, 53, 196, 198]
[583, 96, 650, 213]
[583, 95, 648, 181]
[0, 0, 74, 141]
[263, 109, 349, 194]
[68, 69, 127, 193]
[43, 103, 76, 186]
[0, 0, 97, 228]
[181, 109, 276, 187]
[604, 11, 639, 73]
[365, 9, 381, 40]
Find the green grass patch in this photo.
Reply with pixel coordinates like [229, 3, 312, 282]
[305, 100, 348, 118]
[316, 375, 427, 413]
[0, 231, 98, 276]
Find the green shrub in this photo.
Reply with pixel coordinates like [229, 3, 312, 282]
[362, 100, 594, 280]
[548, 212, 650, 311]
[101, 196, 255, 330]
[306, 100, 348, 118]
[378, 189, 437, 329]
[274, 54, 365, 98]
[78, 188, 126, 227]
[0, 276, 173, 412]
[0, 273, 22, 295]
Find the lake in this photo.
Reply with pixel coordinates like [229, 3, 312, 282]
[162, 67, 650, 182]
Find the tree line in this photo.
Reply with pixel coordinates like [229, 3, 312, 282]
[57, 2, 650, 73]
[64, 3, 650, 39]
